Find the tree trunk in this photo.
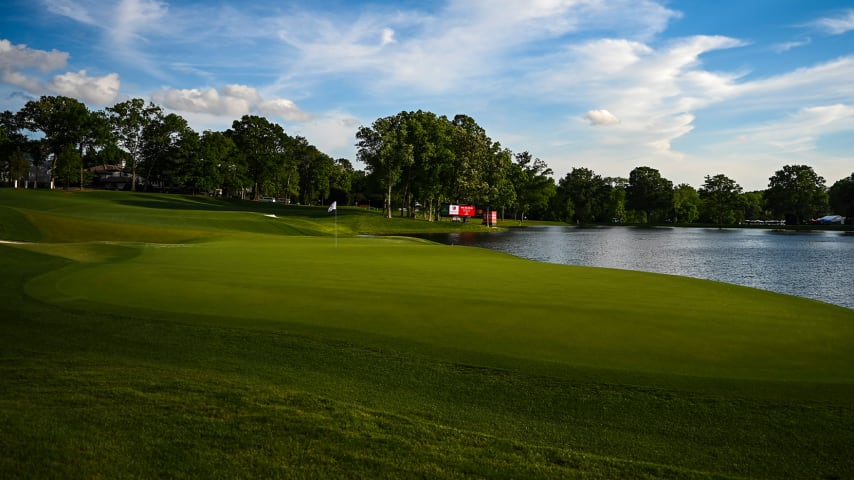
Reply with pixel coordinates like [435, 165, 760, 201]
[385, 183, 393, 219]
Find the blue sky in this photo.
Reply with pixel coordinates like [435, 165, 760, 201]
[2, 0, 853, 190]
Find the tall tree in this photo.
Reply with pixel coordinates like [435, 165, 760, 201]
[0, 110, 28, 186]
[509, 152, 554, 222]
[829, 173, 854, 221]
[107, 98, 162, 191]
[404, 110, 456, 221]
[140, 112, 196, 191]
[76, 109, 113, 190]
[18, 96, 90, 189]
[672, 183, 701, 224]
[356, 114, 413, 218]
[54, 143, 81, 189]
[699, 174, 743, 226]
[740, 191, 767, 221]
[626, 166, 673, 224]
[556, 167, 608, 224]
[765, 165, 828, 225]
[229, 115, 289, 201]
[449, 114, 490, 204]
[194, 130, 237, 196]
[330, 158, 355, 206]
[294, 136, 334, 205]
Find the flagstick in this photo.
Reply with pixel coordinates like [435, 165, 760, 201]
[335, 207, 338, 248]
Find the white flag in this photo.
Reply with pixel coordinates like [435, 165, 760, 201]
[328, 201, 337, 212]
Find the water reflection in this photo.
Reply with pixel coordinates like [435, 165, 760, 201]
[421, 226, 853, 309]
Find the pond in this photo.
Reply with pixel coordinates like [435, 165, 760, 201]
[419, 226, 854, 309]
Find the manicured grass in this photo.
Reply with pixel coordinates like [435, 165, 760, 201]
[2, 189, 854, 479]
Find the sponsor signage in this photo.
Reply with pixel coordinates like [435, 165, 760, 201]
[441, 204, 477, 217]
[483, 210, 497, 226]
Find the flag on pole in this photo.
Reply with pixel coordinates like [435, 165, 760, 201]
[328, 201, 337, 213]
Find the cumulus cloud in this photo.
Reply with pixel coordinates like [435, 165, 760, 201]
[152, 87, 250, 116]
[0, 39, 68, 72]
[2, 70, 42, 92]
[48, 70, 120, 105]
[0, 39, 119, 105]
[257, 99, 312, 121]
[153, 84, 310, 122]
[583, 109, 621, 126]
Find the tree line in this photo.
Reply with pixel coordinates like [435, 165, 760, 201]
[1, 97, 852, 225]
[0, 96, 350, 205]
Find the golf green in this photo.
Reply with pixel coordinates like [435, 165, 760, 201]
[2, 190, 854, 479]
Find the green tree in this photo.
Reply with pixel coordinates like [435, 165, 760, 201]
[330, 158, 355, 206]
[602, 177, 629, 224]
[626, 166, 673, 224]
[294, 136, 334, 205]
[18, 96, 91, 189]
[509, 152, 554, 223]
[140, 112, 196, 191]
[556, 167, 609, 224]
[357, 114, 414, 218]
[764, 165, 828, 225]
[194, 131, 236, 195]
[402, 110, 455, 220]
[829, 173, 854, 221]
[229, 115, 289, 201]
[448, 114, 490, 204]
[699, 174, 742, 226]
[107, 99, 162, 191]
[672, 183, 700, 224]
[740, 191, 767, 221]
[0, 111, 29, 186]
[54, 143, 81, 188]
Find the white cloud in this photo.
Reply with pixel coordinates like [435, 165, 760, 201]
[727, 104, 854, 154]
[732, 56, 854, 108]
[257, 99, 312, 122]
[222, 84, 262, 103]
[583, 109, 620, 126]
[153, 84, 310, 122]
[48, 70, 120, 105]
[153, 86, 253, 116]
[41, 0, 171, 79]
[772, 37, 811, 53]
[0, 39, 68, 72]
[111, 0, 169, 45]
[0, 39, 119, 105]
[1, 70, 42, 92]
[272, 0, 681, 94]
[292, 111, 362, 160]
[42, 0, 96, 25]
[807, 9, 854, 35]
[380, 28, 396, 46]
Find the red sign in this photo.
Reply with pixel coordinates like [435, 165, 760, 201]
[458, 205, 476, 217]
[483, 210, 497, 226]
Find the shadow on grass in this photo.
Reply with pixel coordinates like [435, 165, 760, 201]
[115, 193, 355, 219]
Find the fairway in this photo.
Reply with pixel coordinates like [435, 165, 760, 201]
[2, 190, 854, 479]
[22, 235, 854, 382]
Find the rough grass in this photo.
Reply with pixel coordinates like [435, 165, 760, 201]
[2, 189, 854, 479]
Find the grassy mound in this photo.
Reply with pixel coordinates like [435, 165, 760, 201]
[2, 189, 853, 479]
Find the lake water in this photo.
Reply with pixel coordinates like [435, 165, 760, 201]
[421, 226, 854, 309]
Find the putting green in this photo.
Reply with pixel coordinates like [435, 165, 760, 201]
[22, 235, 854, 383]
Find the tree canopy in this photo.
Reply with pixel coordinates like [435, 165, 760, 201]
[2, 96, 850, 227]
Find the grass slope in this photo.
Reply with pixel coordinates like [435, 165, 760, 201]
[2, 189, 853, 479]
